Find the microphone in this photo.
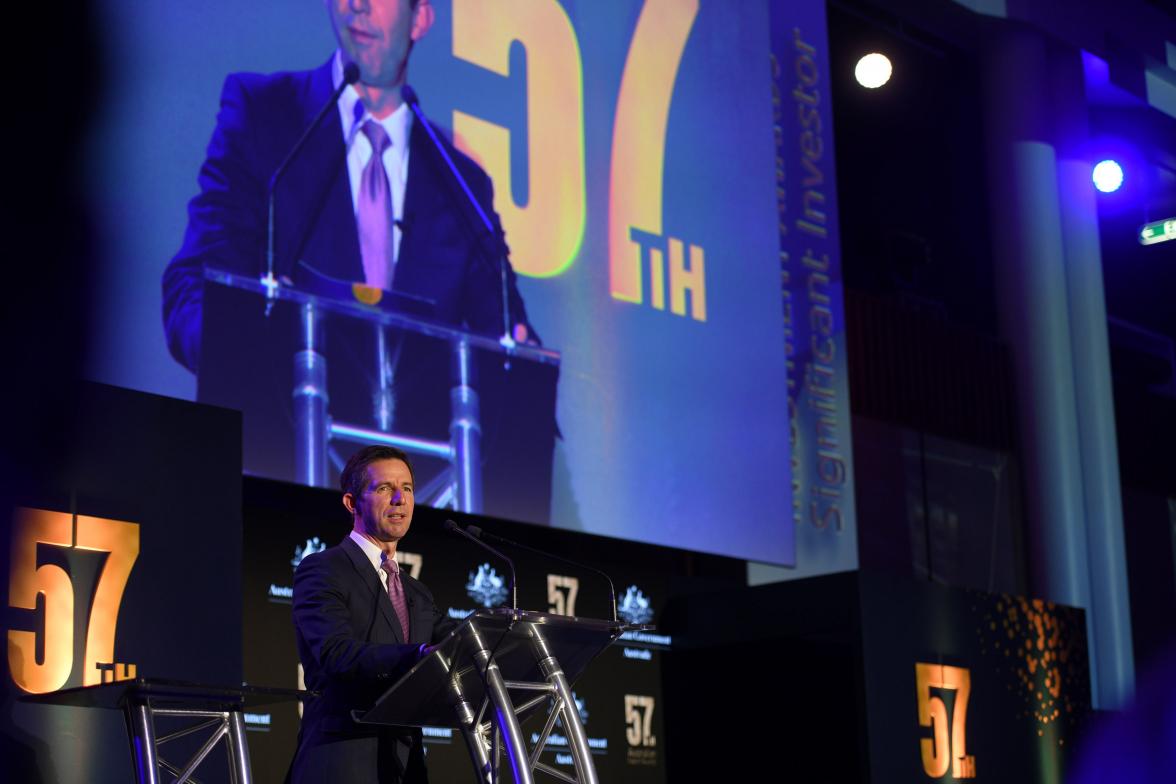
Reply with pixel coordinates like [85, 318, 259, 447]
[263, 62, 361, 310]
[400, 85, 514, 346]
[444, 520, 517, 613]
[466, 525, 618, 623]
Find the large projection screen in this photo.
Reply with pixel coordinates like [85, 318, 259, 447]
[87, 0, 794, 565]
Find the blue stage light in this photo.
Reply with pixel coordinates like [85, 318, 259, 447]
[1092, 160, 1124, 193]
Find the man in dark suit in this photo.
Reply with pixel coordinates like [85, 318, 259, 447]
[292, 444, 453, 782]
[162, 0, 535, 373]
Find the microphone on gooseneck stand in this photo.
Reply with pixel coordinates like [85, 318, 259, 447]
[444, 519, 518, 614]
[262, 61, 361, 313]
[466, 525, 619, 623]
[399, 85, 514, 348]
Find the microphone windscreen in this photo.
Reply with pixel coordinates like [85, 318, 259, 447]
[401, 84, 420, 108]
[466, 525, 484, 539]
[443, 519, 460, 533]
[342, 61, 361, 85]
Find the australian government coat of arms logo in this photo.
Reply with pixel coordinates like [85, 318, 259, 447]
[291, 536, 326, 570]
[466, 562, 510, 607]
[618, 585, 655, 625]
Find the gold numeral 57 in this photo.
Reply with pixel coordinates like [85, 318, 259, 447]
[452, 0, 701, 298]
[915, 662, 976, 779]
[8, 508, 139, 693]
[624, 694, 656, 748]
[546, 574, 579, 617]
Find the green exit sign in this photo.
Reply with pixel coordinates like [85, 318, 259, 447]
[1139, 218, 1176, 246]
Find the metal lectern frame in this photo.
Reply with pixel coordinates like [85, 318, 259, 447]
[356, 609, 650, 784]
[20, 678, 306, 784]
[204, 269, 560, 513]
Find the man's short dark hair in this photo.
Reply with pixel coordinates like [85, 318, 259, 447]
[341, 445, 415, 499]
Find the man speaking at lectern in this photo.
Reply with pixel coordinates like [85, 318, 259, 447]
[291, 445, 452, 783]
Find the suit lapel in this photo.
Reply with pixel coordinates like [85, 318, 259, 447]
[278, 59, 363, 282]
[339, 537, 405, 644]
[401, 574, 434, 644]
[398, 118, 450, 274]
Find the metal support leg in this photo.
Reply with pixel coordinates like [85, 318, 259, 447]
[225, 710, 253, 784]
[294, 303, 328, 487]
[530, 626, 599, 784]
[374, 326, 396, 432]
[450, 339, 483, 513]
[442, 652, 493, 783]
[468, 623, 532, 784]
[125, 702, 161, 784]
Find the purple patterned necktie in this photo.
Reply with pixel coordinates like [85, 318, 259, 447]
[358, 120, 394, 290]
[380, 553, 410, 641]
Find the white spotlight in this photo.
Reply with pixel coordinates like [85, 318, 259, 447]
[1092, 159, 1124, 193]
[855, 53, 893, 89]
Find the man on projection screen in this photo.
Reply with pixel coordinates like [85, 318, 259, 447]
[160, 0, 558, 525]
[162, 0, 535, 374]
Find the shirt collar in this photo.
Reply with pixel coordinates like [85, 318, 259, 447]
[333, 50, 412, 154]
[348, 529, 399, 575]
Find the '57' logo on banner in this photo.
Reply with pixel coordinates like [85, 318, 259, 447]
[8, 508, 140, 693]
[915, 662, 976, 779]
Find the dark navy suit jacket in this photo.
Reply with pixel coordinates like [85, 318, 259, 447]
[163, 57, 533, 372]
[291, 535, 454, 783]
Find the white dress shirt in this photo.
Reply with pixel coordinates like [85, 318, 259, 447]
[348, 529, 400, 591]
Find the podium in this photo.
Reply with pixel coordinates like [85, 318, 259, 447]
[357, 609, 650, 784]
[21, 678, 306, 784]
[199, 268, 560, 520]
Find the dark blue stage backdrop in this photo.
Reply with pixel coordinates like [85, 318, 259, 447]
[240, 475, 746, 782]
[662, 573, 1093, 782]
[1, 384, 244, 784]
[86, 0, 804, 566]
[2, 385, 745, 782]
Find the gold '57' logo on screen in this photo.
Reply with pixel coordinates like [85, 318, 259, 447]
[915, 662, 976, 779]
[452, 0, 708, 322]
[8, 507, 140, 693]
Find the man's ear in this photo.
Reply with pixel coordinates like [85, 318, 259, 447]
[411, 0, 435, 42]
[342, 493, 356, 515]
